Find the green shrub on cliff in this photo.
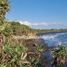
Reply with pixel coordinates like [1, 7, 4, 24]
[0, 43, 29, 67]
[53, 46, 67, 57]
[52, 46, 67, 67]
[11, 21, 32, 35]
[0, 0, 9, 24]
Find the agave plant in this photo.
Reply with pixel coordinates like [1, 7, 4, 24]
[0, 42, 30, 67]
[0, 0, 9, 16]
[52, 46, 67, 67]
[0, 0, 10, 35]
[53, 46, 67, 57]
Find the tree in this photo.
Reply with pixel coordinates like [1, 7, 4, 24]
[0, 0, 11, 36]
[0, 0, 9, 24]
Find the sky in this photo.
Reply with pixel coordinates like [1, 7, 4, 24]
[6, 0, 67, 29]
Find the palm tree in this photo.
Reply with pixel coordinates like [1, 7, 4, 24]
[0, 0, 9, 24]
[0, 0, 10, 38]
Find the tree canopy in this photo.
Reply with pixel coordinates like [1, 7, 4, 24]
[0, 0, 9, 22]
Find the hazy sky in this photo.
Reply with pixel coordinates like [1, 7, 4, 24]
[6, 0, 67, 29]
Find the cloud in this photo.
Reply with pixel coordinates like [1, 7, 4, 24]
[31, 22, 48, 26]
[19, 21, 31, 26]
[19, 21, 64, 29]
[19, 21, 48, 26]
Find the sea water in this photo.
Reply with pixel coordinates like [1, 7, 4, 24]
[41, 32, 67, 47]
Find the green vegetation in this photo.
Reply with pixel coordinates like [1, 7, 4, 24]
[0, 0, 9, 24]
[0, 43, 27, 67]
[0, 42, 45, 67]
[53, 46, 67, 57]
[11, 21, 32, 35]
[52, 46, 67, 67]
[33, 29, 67, 34]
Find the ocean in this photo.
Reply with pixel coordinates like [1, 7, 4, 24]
[40, 32, 67, 47]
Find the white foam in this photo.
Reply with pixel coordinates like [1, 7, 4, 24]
[41, 32, 67, 40]
[41, 34, 57, 40]
[41, 32, 67, 46]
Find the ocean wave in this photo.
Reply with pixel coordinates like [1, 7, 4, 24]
[41, 32, 67, 47]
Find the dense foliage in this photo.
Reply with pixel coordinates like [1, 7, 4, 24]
[52, 46, 67, 67]
[0, 0, 9, 24]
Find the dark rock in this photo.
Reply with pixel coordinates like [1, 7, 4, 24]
[24, 38, 47, 52]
